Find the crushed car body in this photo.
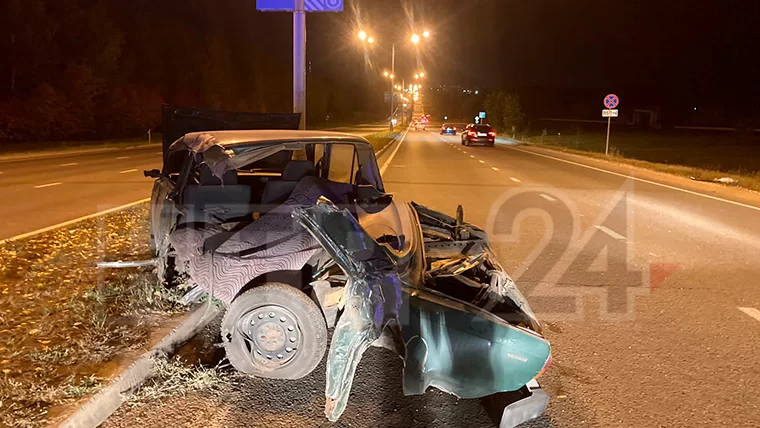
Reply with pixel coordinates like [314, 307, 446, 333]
[146, 106, 551, 427]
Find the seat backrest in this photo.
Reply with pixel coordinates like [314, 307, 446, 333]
[260, 160, 317, 207]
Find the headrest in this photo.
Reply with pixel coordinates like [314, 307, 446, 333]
[283, 160, 317, 181]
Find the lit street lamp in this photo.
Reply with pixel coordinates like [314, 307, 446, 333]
[363, 31, 432, 131]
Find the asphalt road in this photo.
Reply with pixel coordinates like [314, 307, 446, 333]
[101, 123, 760, 427]
[0, 124, 390, 241]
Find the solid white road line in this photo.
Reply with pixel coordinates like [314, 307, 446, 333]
[738, 307, 760, 323]
[510, 177, 521, 183]
[492, 167, 500, 171]
[34, 182, 62, 189]
[60, 162, 78, 167]
[539, 193, 557, 202]
[595, 225, 627, 240]
[0, 198, 151, 245]
[505, 146, 760, 212]
[380, 128, 410, 176]
[119, 169, 138, 174]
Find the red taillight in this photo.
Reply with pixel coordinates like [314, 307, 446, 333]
[453, 127, 457, 131]
[468, 131, 477, 136]
[488, 131, 496, 136]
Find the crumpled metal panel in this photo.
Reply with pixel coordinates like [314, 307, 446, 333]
[295, 199, 549, 423]
[293, 199, 421, 421]
[400, 289, 551, 398]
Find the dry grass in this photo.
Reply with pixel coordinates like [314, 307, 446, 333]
[0, 204, 188, 427]
[125, 356, 232, 406]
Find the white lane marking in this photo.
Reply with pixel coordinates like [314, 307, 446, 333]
[119, 169, 139, 174]
[116, 156, 130, 160]
[380, 128, 410, 176]
[505, 146, 760, 212]
[492, 167, 500, 171]
[470, 155, 475, 158]
[0, 171, 3, 174]
[34, 182, 62, 189]
[60, 162, 78, 167]
[0, 198, 151, 245]
[510, 177, 521, 183]
[649, 252, 659, 257]
[540, 193, 557, 202]
[463, 151, 468, 154]
[479, 160, 485, 164]
[155, 152, 164, 155]
[738, 307, 760, 323]
[595, 225, 627, 240]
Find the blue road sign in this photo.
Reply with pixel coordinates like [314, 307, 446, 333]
[604, 94, 619, 109]
[257, 0, 343, 11]
[479, 111, 487, 119]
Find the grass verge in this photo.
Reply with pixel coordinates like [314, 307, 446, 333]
[520, 136, 760, 193]
[365, 131, 401, 153]
[0, 203, 188, 427]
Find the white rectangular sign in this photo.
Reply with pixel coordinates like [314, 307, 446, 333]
[602, 109, 619, 118]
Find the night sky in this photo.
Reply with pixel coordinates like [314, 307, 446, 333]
[307, 0, 760, 103]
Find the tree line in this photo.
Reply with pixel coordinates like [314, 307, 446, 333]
[0, 0, 370, 143]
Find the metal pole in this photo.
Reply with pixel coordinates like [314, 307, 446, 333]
[294, 0, 306, 130]
[605, 115, 611, 155]
[390, 44, 395, 132]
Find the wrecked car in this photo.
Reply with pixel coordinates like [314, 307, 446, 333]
[146, 111, 551, 427]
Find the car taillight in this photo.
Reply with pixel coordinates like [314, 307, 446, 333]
[453, 127, 457, 131]
[488, 131, 496, 136]
[468, 131, 477, 136]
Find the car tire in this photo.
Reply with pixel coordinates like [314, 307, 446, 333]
[221, 282, 327, 380]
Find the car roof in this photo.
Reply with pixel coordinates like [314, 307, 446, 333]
[180, 130, 371, 149]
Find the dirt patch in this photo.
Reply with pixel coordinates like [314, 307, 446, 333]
[0, 204, 188, 427]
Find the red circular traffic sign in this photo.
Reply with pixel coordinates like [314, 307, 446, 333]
[604, 94, 619, 109]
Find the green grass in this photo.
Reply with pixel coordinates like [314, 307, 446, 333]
[365, 131, 401, 153]
[521, 128, 760, 192]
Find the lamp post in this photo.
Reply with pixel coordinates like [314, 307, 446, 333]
[359, 30, 431, 131]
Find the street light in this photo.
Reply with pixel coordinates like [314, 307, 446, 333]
[423, 30, 430, 38]
[358, 30, 367, 41]
[411, 34, 421, 44]
[419, 72, 425, 78]
[383, 71, 389, 77]
[367, 36, 374, 44]
[414, 74, 420, 79]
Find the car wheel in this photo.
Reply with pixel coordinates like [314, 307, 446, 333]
[221, 282, 327, 380]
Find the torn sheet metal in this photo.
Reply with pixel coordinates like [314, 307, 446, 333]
[294, 198, 422, 422]
[400, 288, 550, 398]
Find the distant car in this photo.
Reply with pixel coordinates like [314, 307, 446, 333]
[440, 124, 457, 135]
[413, 120, 426, 131]
[461, 124, 496, 146]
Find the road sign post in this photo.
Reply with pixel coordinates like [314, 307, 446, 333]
[603, 94, 620, 155]
[257, 0, 344, 130]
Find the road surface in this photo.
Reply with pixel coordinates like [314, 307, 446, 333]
[0, 124, 390, 241]
[101, 124, 760, 427]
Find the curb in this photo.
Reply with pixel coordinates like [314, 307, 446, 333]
[58, 301, 222, 428]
